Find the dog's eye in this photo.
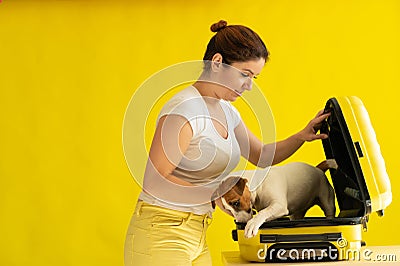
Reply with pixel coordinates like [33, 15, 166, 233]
[231, 200, 240, 208]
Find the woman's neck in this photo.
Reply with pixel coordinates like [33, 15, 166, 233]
[192, 80, 221, 104]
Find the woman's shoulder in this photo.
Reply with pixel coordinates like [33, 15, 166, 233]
[159, 86, 205, 117]
[162, 86, 203, 110]
[158, 86, 207, 134]
[169, 85, 200, 101]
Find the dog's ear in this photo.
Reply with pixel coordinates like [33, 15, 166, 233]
[234, 178, 248, 196]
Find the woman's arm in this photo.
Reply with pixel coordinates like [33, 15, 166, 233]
[143, 114, 215, 204]
[144, 114, 194, 187]
[235, 110, 330, 167]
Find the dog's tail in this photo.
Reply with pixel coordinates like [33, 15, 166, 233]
[316, 159, 338, 172]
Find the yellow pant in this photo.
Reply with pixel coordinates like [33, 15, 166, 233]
[124, 201, 213, 266]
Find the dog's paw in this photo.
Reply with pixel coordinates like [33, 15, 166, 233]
[244, 215, 265, 238]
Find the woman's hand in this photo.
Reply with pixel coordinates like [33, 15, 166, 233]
[297, 110, 330, 142]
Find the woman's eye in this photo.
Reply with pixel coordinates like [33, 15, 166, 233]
[241, 72, 258, 80]
[241, 72, 250, 78]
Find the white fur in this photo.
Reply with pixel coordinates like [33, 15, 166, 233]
[221, 197, 252, 223]
[223, 162, 336, 238]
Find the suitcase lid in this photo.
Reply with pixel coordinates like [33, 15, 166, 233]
[320, 97, 392, 219]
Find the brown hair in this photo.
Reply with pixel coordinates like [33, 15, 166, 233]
[203, 20, 269, 70]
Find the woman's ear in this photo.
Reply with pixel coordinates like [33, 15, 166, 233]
[210, 53, 223, 73]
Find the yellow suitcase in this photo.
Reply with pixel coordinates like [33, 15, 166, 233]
[232, 96, 392, 262]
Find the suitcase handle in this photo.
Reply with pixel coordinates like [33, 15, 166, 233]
[260, 233, 342, 243]
[354, 141, 364, 157]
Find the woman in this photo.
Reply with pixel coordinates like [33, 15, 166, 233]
[124, 20, 329, 266]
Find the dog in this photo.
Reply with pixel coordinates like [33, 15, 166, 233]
[212, 160, 337, 238]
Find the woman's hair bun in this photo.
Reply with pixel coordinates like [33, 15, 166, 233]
[210, 20, 228, 32]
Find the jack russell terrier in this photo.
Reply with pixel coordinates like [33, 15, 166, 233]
[212, 160, 337, 238]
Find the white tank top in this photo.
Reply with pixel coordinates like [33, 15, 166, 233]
[139, 86, 242, 215]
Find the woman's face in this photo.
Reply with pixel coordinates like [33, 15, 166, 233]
[215, 58, 265, 101]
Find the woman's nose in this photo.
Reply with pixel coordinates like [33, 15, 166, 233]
[243, 78, 253, 91]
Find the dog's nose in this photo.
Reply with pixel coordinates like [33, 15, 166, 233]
[246, 208, 252, 214]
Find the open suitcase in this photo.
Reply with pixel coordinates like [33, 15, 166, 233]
[232, 96, 392, 262]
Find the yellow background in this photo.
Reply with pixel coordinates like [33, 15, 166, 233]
[0, 0, 399, 265]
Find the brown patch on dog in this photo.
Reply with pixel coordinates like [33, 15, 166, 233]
[211, 176, 241, 208]
[211, 176, 252, 213]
